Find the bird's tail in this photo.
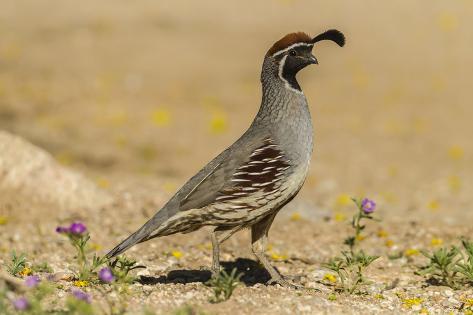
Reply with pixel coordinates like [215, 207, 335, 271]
[106, 209, 169, 258]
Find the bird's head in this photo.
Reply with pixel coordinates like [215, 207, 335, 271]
[264, 29, 345, 92]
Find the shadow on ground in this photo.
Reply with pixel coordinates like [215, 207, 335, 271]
[139, 258, 271, 286]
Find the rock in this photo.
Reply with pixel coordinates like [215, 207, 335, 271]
[444, 289, 454, 297]
[448, 297, 458, 304]
[143, 286, 154, 292]
[412, 304, 422, 311]
[0, 131, 112, 212]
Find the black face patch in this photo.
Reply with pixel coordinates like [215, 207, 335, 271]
[276, 45, 314, 91]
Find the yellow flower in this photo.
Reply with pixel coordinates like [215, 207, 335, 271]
[381, 191, 397, 204]
[385, 239, 394, 247]
[431, 238, 443, 246]
[404, 248, 419, 257]
[107, 110, 129, 127]
[96, 178, 110, 189]
[171, 250, 183, 259]
[19, 267, 32, 277]
[138, 145, 157, 161]
[413, 118, 429, 134]
[151, 109, 171, 127]
[374, 293, 384, 300]
[334, 213, 346, 222]
[437, 12, 459, 32]
[355, 234, 366, 241]
[335, 194, 352, 207]
[163, 182, 177, 193]
[114, 136, 128, 148]
[328, 293, 337, 301]
[377, 229, 388, 238]
[427, 200, 439, 211]
[448, 145, 464, 160]
[402, 297, 423, 308]
[209, 112, 228, 134]
[323, 273, 337, 283]
[463, 298, 473, 307]
[89, 243, 102, 251]
[270, 252, 288, 261]
[73, 280, 89, 287]
[448, 175, 461, 192]
[0, 216, 8, 225]
[197, 243, 212, 250]
[290, 212, 301, 221]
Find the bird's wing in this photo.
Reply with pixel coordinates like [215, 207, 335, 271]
[179, 136, 291, 211]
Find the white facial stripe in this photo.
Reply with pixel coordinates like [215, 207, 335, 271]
[272, 42, 314, 57]
[278, 55, 304, 95]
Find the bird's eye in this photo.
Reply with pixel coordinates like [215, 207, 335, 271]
[289, 49, 297, 56]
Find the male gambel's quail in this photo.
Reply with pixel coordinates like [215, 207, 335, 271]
[107, 29, 345, 288]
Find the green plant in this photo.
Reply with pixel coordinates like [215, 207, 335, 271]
[417, 239, 473, 288]
[325, 250, 379, 294]
[417, 246, 461, 288]
[65, 297, 95, 315]
[206, 268, 242, 303]
[323, 198, 380, 294]
[5, 251, 27, 276]
[172, 304, 207, 315]
[0, 289, 13, 315]
[457, 239, 473, 283]
[108, 256, 145, 284]
[32, 262, 53, 273]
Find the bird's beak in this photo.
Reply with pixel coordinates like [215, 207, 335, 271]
[308, 54, 318, 65]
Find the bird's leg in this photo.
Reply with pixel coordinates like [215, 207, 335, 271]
[210, 229, 221, 277]
[210, 226, 243, 277]
[251, 214, 302, 289]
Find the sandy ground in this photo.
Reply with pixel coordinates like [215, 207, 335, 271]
[1, 0, 473, 314]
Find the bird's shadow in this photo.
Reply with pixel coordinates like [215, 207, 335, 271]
[139, 258, 271, 286]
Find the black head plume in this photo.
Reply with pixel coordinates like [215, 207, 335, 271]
[311, 29, 345, 47]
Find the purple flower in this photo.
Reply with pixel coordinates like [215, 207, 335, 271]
[71, 288, 91, 304]
[56, 226, 69, 234]
[361, 198, 376, 214]
[69, 222, 87, 235]
[12, 297, 29, 310]
[25, 275, 40, 288]
[98, 267, 115, 283]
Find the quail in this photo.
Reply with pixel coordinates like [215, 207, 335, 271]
[107, 29, 345, 288]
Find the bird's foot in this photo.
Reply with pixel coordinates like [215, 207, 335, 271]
[210, 266, 221, 278]
[266, 276, 304, 289]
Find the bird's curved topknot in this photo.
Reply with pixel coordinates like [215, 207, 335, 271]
[266, 32, 312, 57]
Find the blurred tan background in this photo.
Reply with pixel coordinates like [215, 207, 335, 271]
[1, 0, 472, 221]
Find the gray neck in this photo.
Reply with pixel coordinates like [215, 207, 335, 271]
[255, 57, 309, 123]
